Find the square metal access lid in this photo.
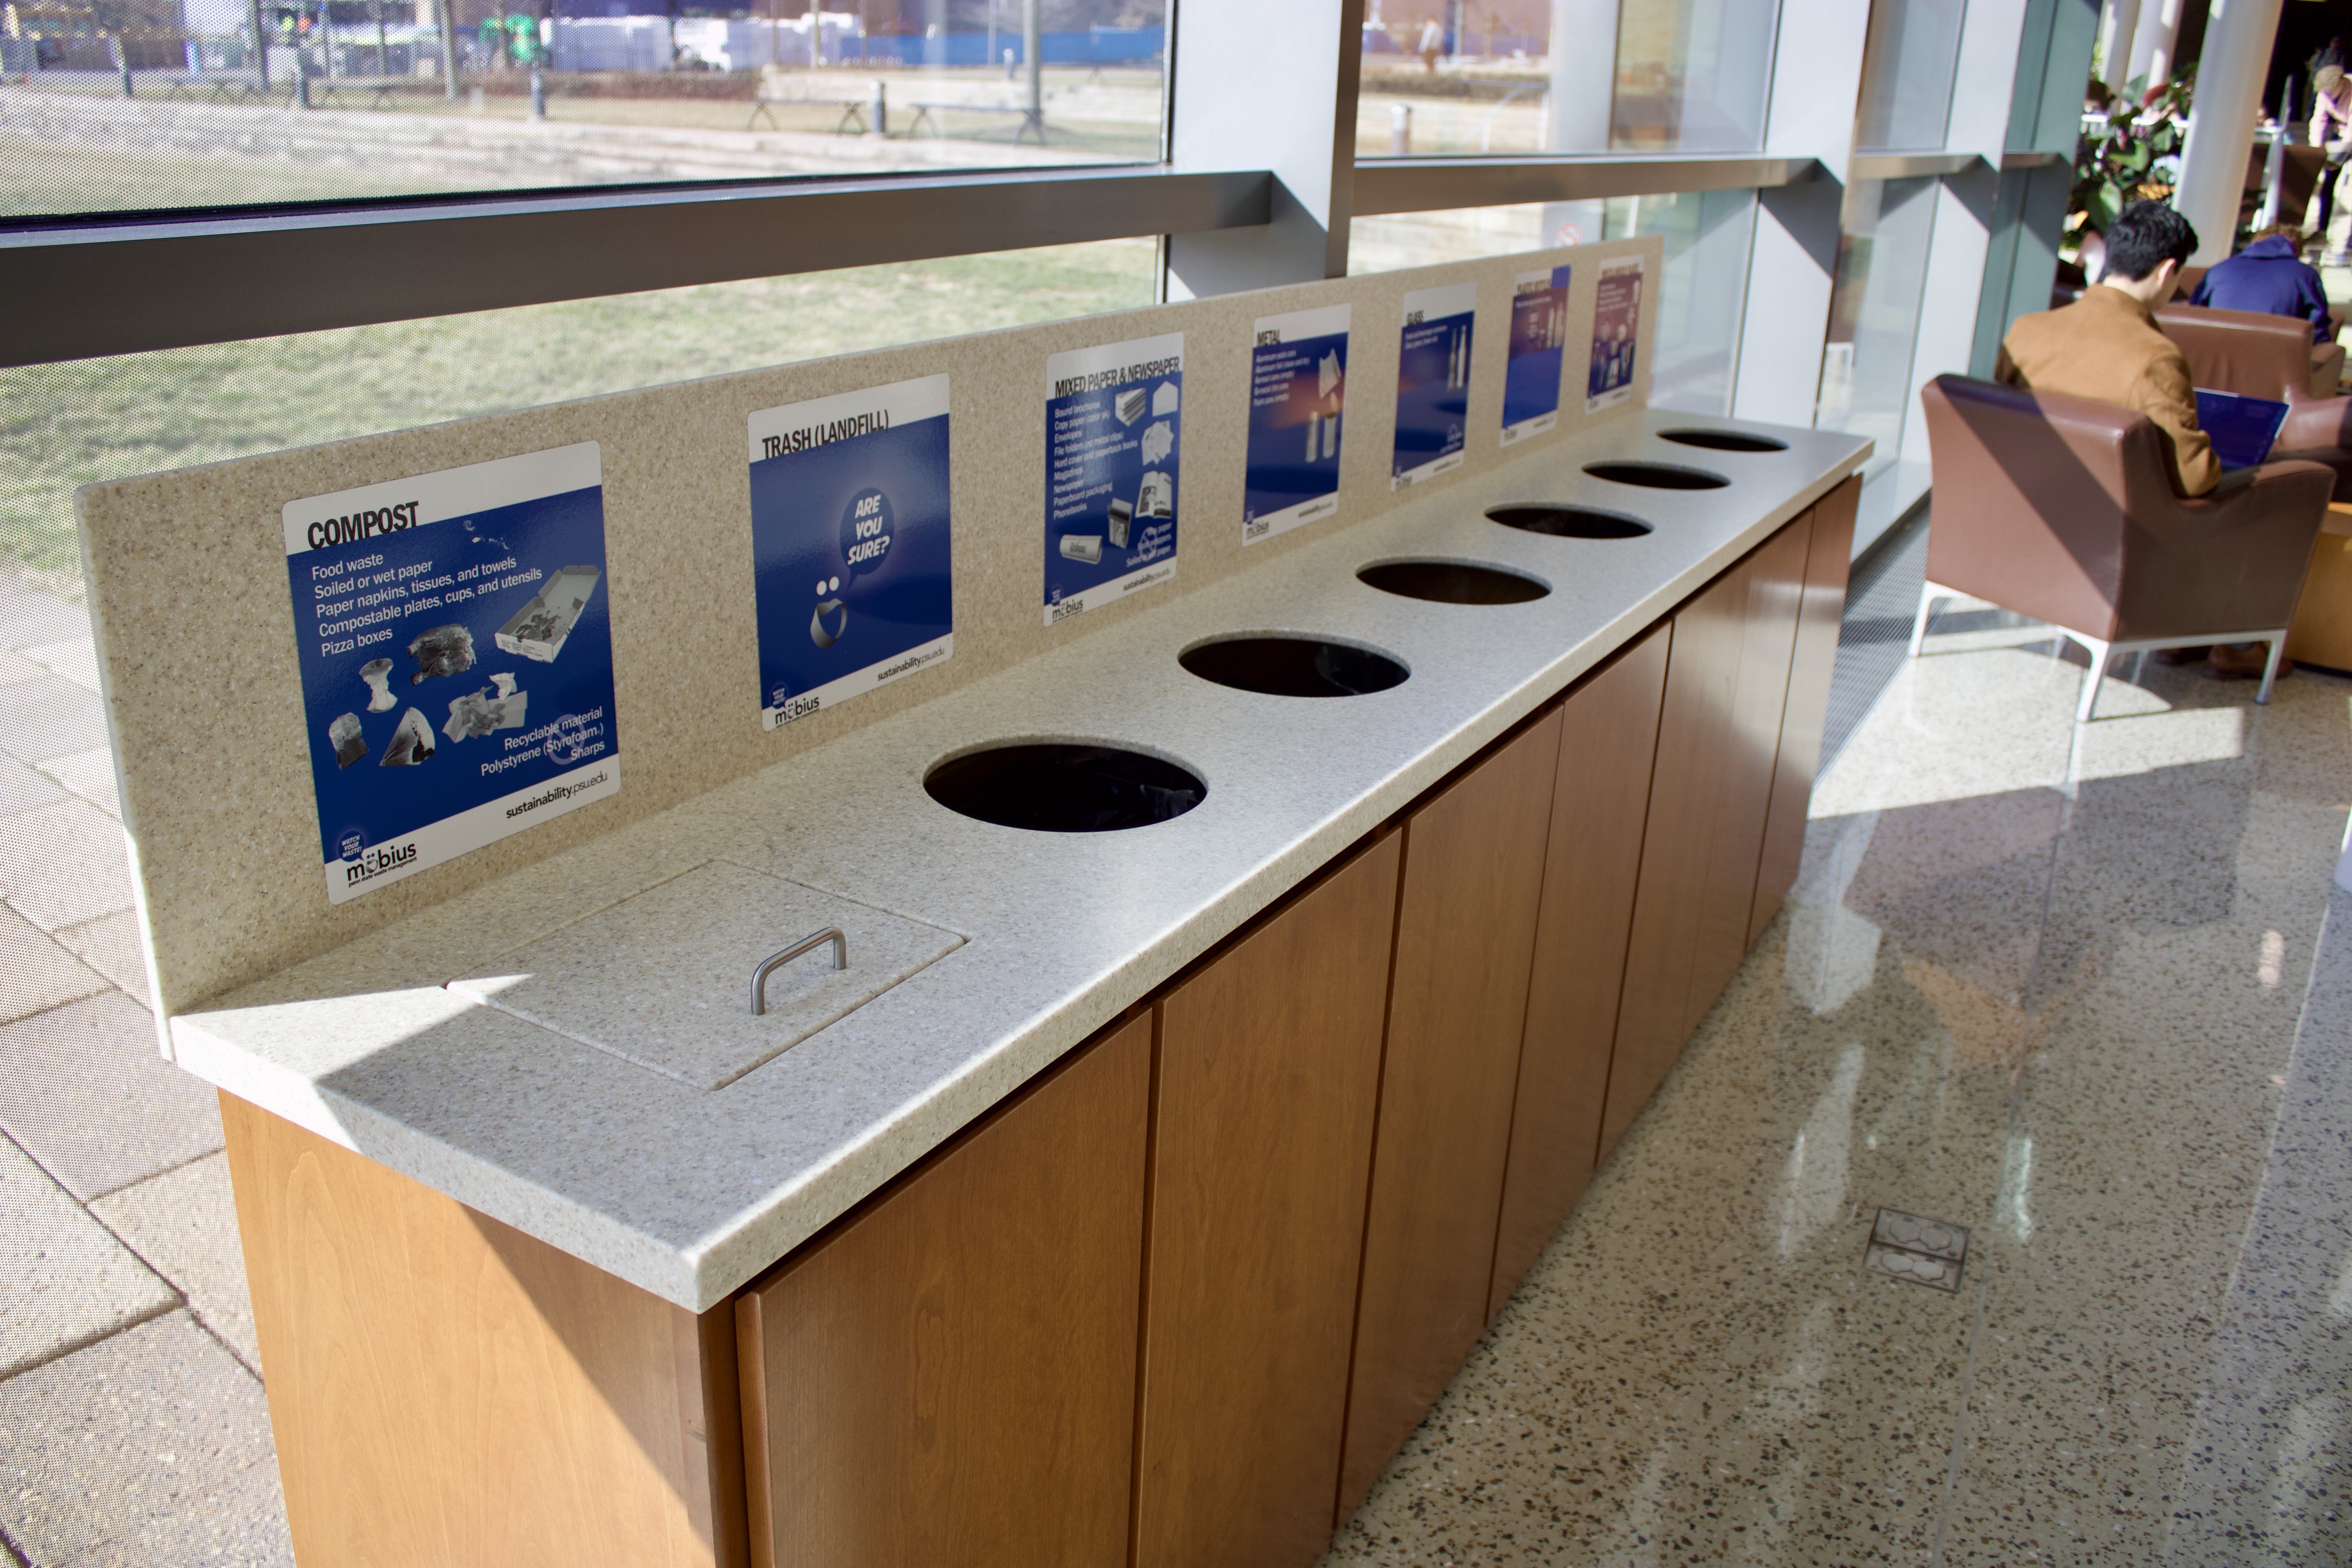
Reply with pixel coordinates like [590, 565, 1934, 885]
[448, 860, 963, 1091]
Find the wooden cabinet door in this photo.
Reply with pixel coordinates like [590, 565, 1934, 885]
[1599, 515, 1809, 1162]
[1337, 709, 1564, 1519]
[1599, 552, 1751, 1160]
[737, 1015, 1150, 1568]
[222, 1093, 746, 1568]
[1683, 514, 1812, 1031]
[1487, 628, 1670, 1319]
[1136, 832, 1401, 1568]
[1749, 475, 1860, 947]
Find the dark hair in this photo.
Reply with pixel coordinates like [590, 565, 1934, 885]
[2101, 200, 2199, 281]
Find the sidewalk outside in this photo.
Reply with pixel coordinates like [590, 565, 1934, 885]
[0, 562, 292, 1568]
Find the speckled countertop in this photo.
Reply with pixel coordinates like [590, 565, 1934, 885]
[169, 410, 1871, 1312]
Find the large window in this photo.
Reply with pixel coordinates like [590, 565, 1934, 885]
[1814, 175, 1938, 472]
[1606, 0, 1779, 151]
[1354, 0, 1778, 159]
[1852, 0, 1966, 152]
[0, 0, 1169, 218]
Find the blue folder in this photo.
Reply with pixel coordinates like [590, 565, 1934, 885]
[2194, 388, 2291, 471]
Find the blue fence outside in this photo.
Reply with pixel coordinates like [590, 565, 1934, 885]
[542, 9, 1161, 66]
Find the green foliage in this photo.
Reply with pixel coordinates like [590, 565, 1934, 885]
[2069, 68, 2197, 245]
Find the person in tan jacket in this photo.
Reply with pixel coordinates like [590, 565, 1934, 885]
[1996, 200, 2219, 498]
[1995, 200, 2283, 679]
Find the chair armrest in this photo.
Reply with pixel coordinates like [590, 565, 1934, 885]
[2120, 459, 2337, 640]
[2279, 394, 2352, 450]
[2312, 342, 2346, 399]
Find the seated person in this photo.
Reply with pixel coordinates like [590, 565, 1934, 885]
[2189, 223, 2335, 343]
[2001, 203, 2285, 682]
[1997, 200, 2218, 497]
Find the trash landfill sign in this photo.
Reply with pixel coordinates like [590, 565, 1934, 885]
[1043, 332, 1181, 624]
[283, 441, 620, 906]
[747, 374, 954, 729]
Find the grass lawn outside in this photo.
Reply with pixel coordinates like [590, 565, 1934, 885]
[0, 237, 1160, 592]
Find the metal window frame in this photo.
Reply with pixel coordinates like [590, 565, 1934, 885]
[0, 165, 1270, 369]
[0, 0, 2031, 374]
[1351, 154, 1821, 216]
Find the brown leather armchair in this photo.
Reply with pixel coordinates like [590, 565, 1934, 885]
[1912, 375, 2334, 720]
[2157, 302, 2352, 494]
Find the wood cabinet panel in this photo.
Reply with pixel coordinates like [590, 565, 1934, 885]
[1338, 709, 1564, 1520]
[1684, 514, 1813, 1034]
[737, 1015, 1150, 1568]
[1749, 475, 1860, 947]
[1136, 833, 1402, 1568]
[1488, 628, 1670, 1319]
[1599, 552, 1753, 1161]
[220, 1091, 744, 1568]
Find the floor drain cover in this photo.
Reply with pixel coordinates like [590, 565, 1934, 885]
[1864, 1207, 1969, 1292]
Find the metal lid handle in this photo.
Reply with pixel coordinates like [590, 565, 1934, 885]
[750, 927, 848, 1016]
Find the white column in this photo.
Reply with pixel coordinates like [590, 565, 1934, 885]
[1540, 0, 1619, 246]
[2128, 0, 2185, 90]
[2174, 0, 2285, 265]
[1728, 0, 1867, 431]
[1163, 0, 1362, 295]
[2098, 0, 2142, 92]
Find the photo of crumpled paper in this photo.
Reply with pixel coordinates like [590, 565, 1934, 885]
[407, 624, 475, 686]
[327, 712, 368, 769]
[380, 706, 436, 767]
[1318, 350, 1342, 399]
[442, 674, 529, 742]
[1141, 420, 1174, 466]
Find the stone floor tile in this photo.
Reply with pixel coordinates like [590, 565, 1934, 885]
[0, 645, 42, 685]
[22, 638, 98, 695]
[89, 1154, 258, 1375]
[53, 913, 151, 1009]
[0, 585, 89, 654]
[0, 992, 220, 1203]
[0, 1133, 174, 1381]
[33, 749, 120, 820]
[0, 908, 108, 1027]
[0, 677, 108, 766]
[0, 799, 130, 932]
[0, 1312, 293, 1568]
[0, 753, 66, 817]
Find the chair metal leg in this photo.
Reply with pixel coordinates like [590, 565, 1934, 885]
[1907, 581, 1944, 659]
[2075, 637, 2111, 725]
[2257, 635, 2288, 704]
[2131, 650, 2148, 685]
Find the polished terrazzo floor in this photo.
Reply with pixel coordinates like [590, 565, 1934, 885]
[1326, 598, 2352, 1566]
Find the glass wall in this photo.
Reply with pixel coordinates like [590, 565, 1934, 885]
[1814, 176, 1938, 472]
[1852, 0, 1967, 151]
[1606, 0, 1779, 151]
[0, 0, 1168, 219]
[1347, 185, 1755, 417]
[1597, 187, 1755, 414]
[0, 236, 1156, 589]
[1355, 0, 1780, 159]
